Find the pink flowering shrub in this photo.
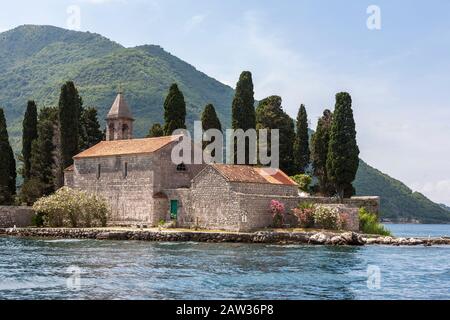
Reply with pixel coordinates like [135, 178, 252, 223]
[339, 212, 351, 230]
[293, 202, 315, 228]
[270, 200, 286, 228]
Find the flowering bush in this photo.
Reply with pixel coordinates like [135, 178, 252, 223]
[33, 187, 109, 228]
[293, 202, 315, 228]
[338, 211, 352, 230]
[313, 206, 341, 230]
[270, 200, 286, 228]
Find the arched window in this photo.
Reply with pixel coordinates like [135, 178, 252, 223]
[176, 163, 187, 172]
[122, 124, 129, 139]
[108, 124, 115, 141]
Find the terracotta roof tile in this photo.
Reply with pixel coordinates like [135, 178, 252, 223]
[64, 165, 74, 172]
[74, 135, 182, 159]
[212, 164, 298, 186]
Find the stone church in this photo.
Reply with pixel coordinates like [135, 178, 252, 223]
[65, 92, 376, 231]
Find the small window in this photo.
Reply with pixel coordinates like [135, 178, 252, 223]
[96, 164, 101, 179]
[123, 162, 128, 178]
[176, 163, 187, 172]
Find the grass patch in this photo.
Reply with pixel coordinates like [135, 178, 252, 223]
[359, 208, 392, 236]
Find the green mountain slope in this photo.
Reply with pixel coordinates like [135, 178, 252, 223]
[1, 25, 448, 223]
[355, 160, 450, 223]
[0, 25, 234, 150]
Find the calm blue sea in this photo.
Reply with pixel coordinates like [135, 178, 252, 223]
[0, 224, 449, 300]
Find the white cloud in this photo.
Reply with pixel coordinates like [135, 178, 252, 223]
[411, 180, 450, 205]
[185, 14, 207, 33]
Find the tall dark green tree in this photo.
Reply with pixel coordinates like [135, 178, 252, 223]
[147, 123, 164, 138]
[293, 104, 310, 174]
[21, 100, 38, 181]
[79, 107, 103, 151]
[201, 104, 222, 133]
[256, 96, 296, 175]
[59, 81, 82, 169]
[163, 83, 186, 135]
[0, 108, 16, 205]
[201, 104, 222, 154]
[311, 109, 334, 196]
[28, 107, 59, 200]
[326, 92, 360, 199]
[231, 71, 256, 165]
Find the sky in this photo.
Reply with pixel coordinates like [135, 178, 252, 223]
[1, 0, 449, 205]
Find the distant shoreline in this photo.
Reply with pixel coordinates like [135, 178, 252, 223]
[1, 228, 449, 247]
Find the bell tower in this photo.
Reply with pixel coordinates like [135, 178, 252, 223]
[106, 89, 134, 141]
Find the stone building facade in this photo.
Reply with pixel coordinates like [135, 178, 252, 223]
[65, 93, 379, 232]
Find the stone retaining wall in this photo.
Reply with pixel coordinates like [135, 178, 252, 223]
[0, 207, 35, 228]
[1, 228, 449, 246]
[302, 196, 380, 216]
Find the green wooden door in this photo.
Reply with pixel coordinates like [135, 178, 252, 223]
[170, 200, 178, 219]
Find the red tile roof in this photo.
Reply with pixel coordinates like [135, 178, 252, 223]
[74, 135, 182, 159]
[212, 164, 298, 186]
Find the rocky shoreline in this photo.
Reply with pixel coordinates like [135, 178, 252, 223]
[1, 227, 449, 246]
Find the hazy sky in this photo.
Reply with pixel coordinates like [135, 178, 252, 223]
[1, 0, 449, 205]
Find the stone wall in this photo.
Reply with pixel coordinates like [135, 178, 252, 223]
[302, 196, 380, 215]
[0, 207, 35, 228]
[236, 193, 300, 232]
[186, 166, 241, 231]
[73, 154, 155, 223]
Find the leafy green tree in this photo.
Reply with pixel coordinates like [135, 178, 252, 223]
[231, 71, 256, 164]
[327, 92, 360, 199]
[311, 109, 334, 196]
[293, 104, 310, 174]
[163, 83, 186, 135]
[59, 81, 82, 169]
[147, 123, 164, 138]
[256, 96, 296, 175]
[79, 107, 103, 151]
[21, 100, 38, 181]
[0, 108, 16, 204]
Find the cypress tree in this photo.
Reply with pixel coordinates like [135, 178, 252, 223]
[201, 104, 222, 133]
[59, 81, 81, 169]
[201, 104, 222, 154]
[163, 83, 186, 135]
[29, 107, 58, 198]
[256, 96, 296, 175]
[326, 92, 360, 199]
[311, 109, 334, 196]
[21, 100, 38, 181]
[0, 108, 16, 205]
[147, 123, 164, 138]
[79, 107, 103, 151]
[293, 104, 310, 174]
[231, 71, 256, 164]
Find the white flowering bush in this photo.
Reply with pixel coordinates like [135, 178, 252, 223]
[33, 187, 109, 228]
[314, 206, 341, 230]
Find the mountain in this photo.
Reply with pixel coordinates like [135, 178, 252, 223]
[0, 25, 234, 150]
[354, 161, 450, 223]
[1, 25, 449, 223]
